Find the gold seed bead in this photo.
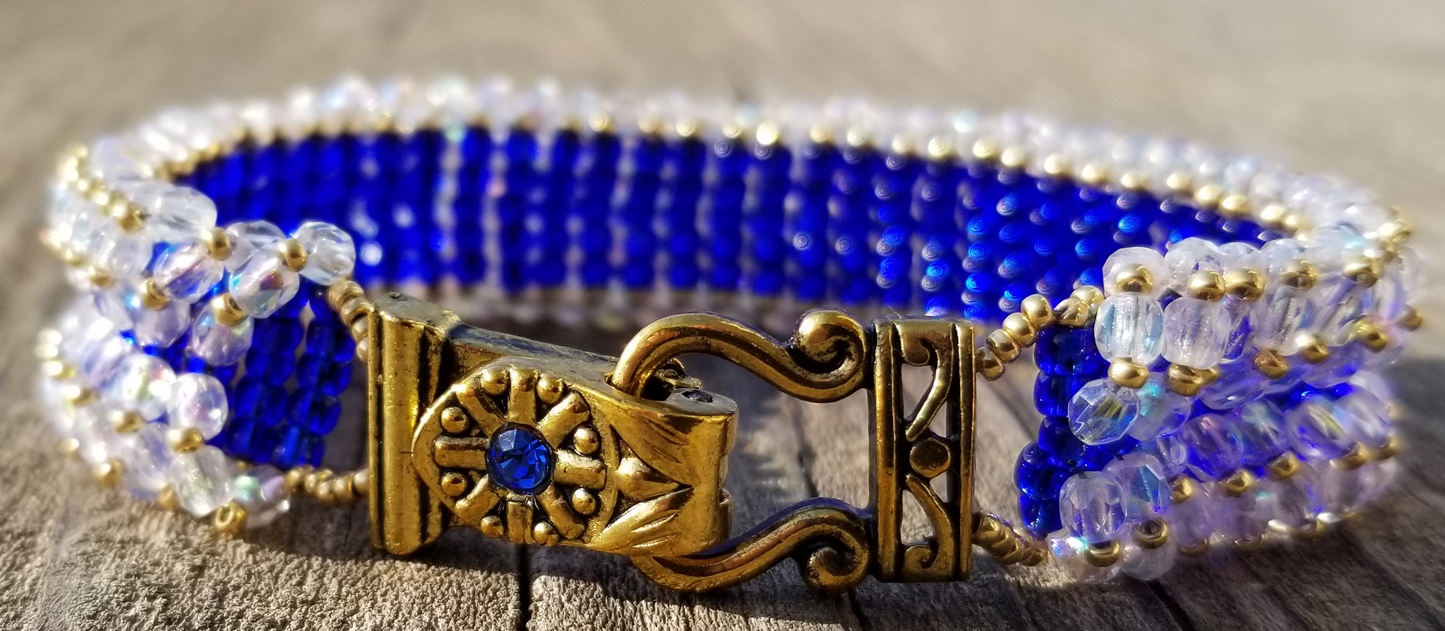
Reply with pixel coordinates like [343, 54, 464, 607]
[1134, 519, 1171, 550]
[1289, 516, 1328, 542]
[1354, 320, 1390, 352]
[279, 238, 308, 272]
[1042, 154, 1072, 179]
[315, 476, 338, 504]
[326, 280, 365, 312]
[1371, 434, 1401, 461]
[1233, 536, 1266, 552]
[1179, 541, 1211, 557]
[1166, 364, 1207, 396]
[1199, 365, 1221, 386]
[213, 502, 248, 535]
[999, 147, 1028, 170]
[332, 476, 358, 504]
[970, 139, 999, 162]
[204, 227, 233, 261]
[212, 294, 249, 327]
[1377, 218, 1412, 245]
[1118, 171, 1148, 191]
[1258, 203, 1289, 229]
[94, 459, 123, 487]
[167, 428, 205, 453]
[283, 466, 314, 493]
[1280, 259, 1318, 290]
[1112, 264, 1155, 295]
[1001, 312, 1038, 347]
[1108, 359, 1149, 389]
[1070, 285, 1104, 308]
[158, 485, 180, 511]
[1083, 541, 1123, 568]
[1078, 163, 1109, 187]
[110, 410, 144, 434]
[1400, 306, 1424, 331]
[1054, 298, 1091, 328]
[986, 329, 1021, 364]
[1192, 184, 1224, 209]
[87, 266, 115, 289]
[40, 360, 70, 380]
[976, 348, 1005, 381]
[1332, 445, 1368, 471]
[1185, 270, 1226, 302]
[1224, 269, 1265, 302]
[1265, 452, 1303, 481]
[1296, 333, 1330, 364]
[1169, 476, 1199, 504]
[62, 383, 96, 407]
[140, 279, 171, 309]
[304, 469, 334, 497]
[1218, 469, 1257, 498]
[1253, 348, 1290, 380]
[1342, 256, 1382, 288]
[1020, 294, 1056, 329]
[1218, 194, 1251, 219]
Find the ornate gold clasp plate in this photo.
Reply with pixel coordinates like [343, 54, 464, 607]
[367, 293, 979, 594]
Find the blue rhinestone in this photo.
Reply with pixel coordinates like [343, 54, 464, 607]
[487, 425, 555, 495]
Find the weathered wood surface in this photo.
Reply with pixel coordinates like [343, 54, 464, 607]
[2, 1, 1444, 629]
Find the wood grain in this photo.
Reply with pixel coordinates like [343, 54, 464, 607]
[2, 1, 1444, 630]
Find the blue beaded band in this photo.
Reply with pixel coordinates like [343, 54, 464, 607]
[36, 76, 1421, 581]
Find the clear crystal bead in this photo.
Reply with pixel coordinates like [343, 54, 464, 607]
[1163, 297, 1231, 368]
[1213, 485, 1273, 542]
[1264, 468, 1323, 530]
[1179, 413, 1244, 481]
[1252, 285, 1315, 352]
[152, 240, 224, 302]
[89, 136, 149, 181]
[102, 353, 175, 421]
[228, 254, 300, 318]
[232, 465, 292, 528]
[1094, 294, 1165, 364]
[1261, 238, 1308, 276]
[73, 405, 121, 465]
[1048, 531, 1121, 583]
[224, 220, 285, 273]
[1163, 488, 1213, 549]
[294, 221, 356, 285]
[1218, 242, 1265, 273]
[92, 228, 154, 279]
[169, 445, 235, 517]
[1302, 343, 1366, 389]
[1232, 399, 1288, 467]
[129, 296, 192, 348]
[189, 309, 254, 366]
[1334, 390, 1392, 449]
[1120, 538, 1177, 581]
[145, 186, 218, 244]
[1069, 380, 1139, 445]
[1221, 296, 1253, 361]
[1105, 453, 1170, 520]
[1284, 398, 1353, 460]
[94, 286, 135, 330]
[1312, 276, 1372, 346]
[1127, 374, 1192, 441]
[167, 373, 230, 439]
[79, 334, 130, 385]
[119, 422, 173, 500]
[1305, 224, 1367, 271]
[1102, 246, 1168, 297]
[1163, 237, 1225, 291]
[1198, 359, 1266, 410]
[1060, 471, 1126, 543]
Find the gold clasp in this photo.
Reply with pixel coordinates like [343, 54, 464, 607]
[366, 294, 979, 594]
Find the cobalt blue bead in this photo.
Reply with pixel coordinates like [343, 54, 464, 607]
[1019, 494, 1063, 538]
[1035, 327, 1105, 377]
[1034, 372, 1088, 418]
[488, 425, 555, 494]
[1015, 442, 1066, 499]
[1038, 416, 1085, 464]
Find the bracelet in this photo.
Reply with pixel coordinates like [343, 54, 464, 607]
[36, 75, 1421, 593]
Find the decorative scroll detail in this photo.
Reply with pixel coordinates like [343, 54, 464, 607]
[610, 310, 869, 403]
[631, 499, 872, 594]
[871, 320, 977, 582]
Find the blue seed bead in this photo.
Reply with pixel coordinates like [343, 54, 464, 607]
[1035, 373, 1088, 418]
[1035, 327, 1106, 376]
[1020, 494, 1063, 538]
[1038, 416, 1086, 464]
[1015, 442, 1066, 499]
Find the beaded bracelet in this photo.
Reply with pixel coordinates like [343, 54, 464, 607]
[35, 75, 1421, 593]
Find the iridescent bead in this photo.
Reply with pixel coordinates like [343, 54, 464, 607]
[169, 445, 235, 517]
[189, 309, 254, 366]
[151, 240, 225, 303]
[1305, 224, 1367, 271]
[224, 220, 285, 273]
[1163, 488, 1213, 549]
[145, 186, 219, 244]
[1059, 471, 1126, 543]
[1048, 531, 1121, 583]
[167, 373, 230, 439]
[1178, 413, 1243, 481]
[1265, 467, 1324, 530]
[92, 228, 154, 280]
[73, 405, 121, 465]
[1198, 359, 1266, 410]
[1312, 276, 1372, 346]
[1102, 246, 1168, 297]
[1128, 374, 1191, 441]
[1302, 343, 1366, 389]
[1232, 399, 1288, 467]
[1094, 293, 1164, 364]
[119, 422, 173, 500]
[1163, 237, 1225, 291]
[1251, 285, 1315, 352]
[1219, 242, 1265, 274]
[1120, 538, 1177, 581]
[1162, 297, 1231, 369]
[102, 353, 175, 421]
[232, 465, 292, 528]
[129, 296, 192, 348]
[1334, 389, 1392, 449]
[1105, 453, 1170, 521]
[79, 334, 130, 385]
[1068, 380, 1138, 445]
[228, 254, 300, 318]
[1261, 238, 1308, 276]
[1213, 484, 1273, 542]
[94, 286, 134, 330]
[294, 221, 357, 285]
[1144, 430, 1191, 478]
[1283, 397, 1353, 460]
